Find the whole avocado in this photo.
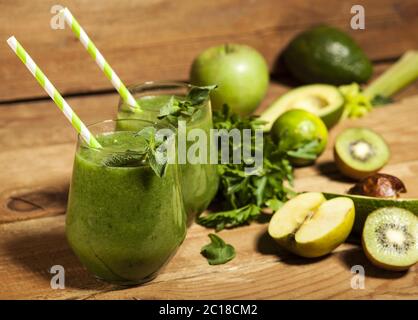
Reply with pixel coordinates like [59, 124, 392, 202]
[283, 25, 373, 85]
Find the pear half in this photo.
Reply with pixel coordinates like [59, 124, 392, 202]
[268, 192, 355, 258]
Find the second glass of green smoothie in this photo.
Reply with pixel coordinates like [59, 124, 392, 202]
[117, 81, 219, 223]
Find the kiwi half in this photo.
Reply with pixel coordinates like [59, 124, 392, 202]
[334, 128, 390, 180]
[362, 207, 418, 271]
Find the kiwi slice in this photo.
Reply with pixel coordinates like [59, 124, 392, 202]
[334, 128, 390, 180]
[362, 207, 418, 271]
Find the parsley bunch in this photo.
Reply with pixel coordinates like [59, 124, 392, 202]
[197, 105, 295, 231]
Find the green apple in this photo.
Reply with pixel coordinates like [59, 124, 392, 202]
[190, 44, 269, 116]
[268, 192, 355, 258]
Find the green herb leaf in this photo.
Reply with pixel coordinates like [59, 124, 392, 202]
[188, 85, 217, 105]
[199, 105, 294, 231]
[158, 85, 217, 124]
[135, 127, 169, 177]
[197, 205, 261, 231]
[286, 139, 320, 160]
[148, 149, 166, 177]
[102, 150, 144, 167]
[135, 126, 156, 140]
[158, 96, 180, 118]
[200, 233, 236, 265]
[265, 198, 284, 211]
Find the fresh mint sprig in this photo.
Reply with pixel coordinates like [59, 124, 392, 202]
[158, 85, 217, 124]
[102, 150, 144, 167]
[135, 127, 170, 177]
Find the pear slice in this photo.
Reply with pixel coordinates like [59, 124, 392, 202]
[268, 192, 355, 258]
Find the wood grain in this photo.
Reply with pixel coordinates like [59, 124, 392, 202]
[0, 214, 416, 300]
[0, 93, 417, 299]
[1, 0, 418, 101]
[0, 94, 117, 223]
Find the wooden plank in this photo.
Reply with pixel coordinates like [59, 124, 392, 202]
[1, 0, 418, 101]
[0, 96, 417, 299]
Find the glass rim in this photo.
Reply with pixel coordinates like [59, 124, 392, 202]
[127, 80, 192, 91]
[78, 118, 176, 154]
[120, 80, 210, 112]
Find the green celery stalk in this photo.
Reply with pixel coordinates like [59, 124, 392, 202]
[364, 50, 418, 99]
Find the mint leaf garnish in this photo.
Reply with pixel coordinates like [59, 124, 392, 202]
[187, 85, 217, 105]
[102, 150, 144, 167]
[158, 85, 217, 124]
[158, 96, 180, 119]
[135, 127, 170, 177]
[200, 233, 236, 265]
[148, 147, 166, 178]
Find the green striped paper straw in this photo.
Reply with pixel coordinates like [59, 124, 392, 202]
[7, 36, 102, 149]
[60, 7, 141, 111]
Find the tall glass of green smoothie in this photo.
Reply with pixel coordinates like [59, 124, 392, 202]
[117, 81, 219, 224]
[66, 119, 186, 285]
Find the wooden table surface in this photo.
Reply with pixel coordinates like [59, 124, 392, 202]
[0, 88, 417, 300]
[0, 0, 417, 300]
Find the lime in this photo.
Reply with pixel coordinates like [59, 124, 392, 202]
[271, 109, 328, 166]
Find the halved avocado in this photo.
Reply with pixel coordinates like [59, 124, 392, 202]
[260, 84, 344, 131]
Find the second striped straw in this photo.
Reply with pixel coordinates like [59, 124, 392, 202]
[60, 7, 141, 111]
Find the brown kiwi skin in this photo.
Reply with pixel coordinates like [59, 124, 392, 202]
[333, 148, 383, 180]
[361, 235, 414, 272]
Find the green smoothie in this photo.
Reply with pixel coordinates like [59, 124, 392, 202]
[66, 128, 186, 285]
[117, 89, 219, 222]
